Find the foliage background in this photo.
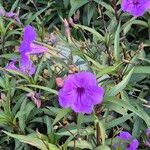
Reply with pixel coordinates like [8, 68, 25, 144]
[0, 0, 150, 149]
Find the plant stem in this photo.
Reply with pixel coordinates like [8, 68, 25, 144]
[96, 122, 101, 146]
[112, 0, 119, 23]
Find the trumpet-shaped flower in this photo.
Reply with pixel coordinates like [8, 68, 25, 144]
[58, 72, 104, 114]
[121, 0, 150, 17]
[5, 25, 48, 76]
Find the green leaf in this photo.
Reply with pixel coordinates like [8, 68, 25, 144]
[84, 54, 104, 69]
[0, 41, 19, 49]
[95, 117, 106, 145]
[34, 56, 45, 82]
[3, 69, 30, 82]
[5, 30, 21, 39]
[17, 99, 26, 132]
[132, 117, 143, 137]
[108, 68, 135, 96]
[95, 145, 111, 150]
[69, 0, 89, 17]
[134, 66, 150, 74]
[0, 17, 5, 35]
[26, 84, 58, 95]
[106, 113, 134, 129]
[122, 17, 135, 34]
[63, 0, 70, 8]
[10, 0, 20, 12]
[56, 127, 94, 136]
[52, 108, 71, 125]
[44, 116, 53, 135]
[0, 112, 10, 125]
[74, 24, 104, 42]
[3, 131, 59, 150]
[0, 53, 19, 59]
[133, 20, 148, 27]
[0, 77, 6, 89]
[68, 140, 93, 149]
[25, 7, 48, 24]
[97, 63, 122, 77]
[87, 4, 95, 26]
[77, 113, 84, 129]
[122, 18, 148, 34]
[114, 23, 121, 61]
[94, 0, 114, 13]
[105, 97, 150, 128]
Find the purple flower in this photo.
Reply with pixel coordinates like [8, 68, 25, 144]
[58, 72, 104, 114]
[19, 54, 36, 76]
[121, 0, 150, 17]
[5, 60, 19, 72]
[19, 25, 36, 54]
[19, 25, 48, 55]
[23, 25, 37, 43]
[5, 55, 36, 76]
[5, 25, 48, 76]
[26, 43, 49, 55]
[117, 131, 132, 140]
[116, 131, 139, 150]
[5, 12, 16, 18]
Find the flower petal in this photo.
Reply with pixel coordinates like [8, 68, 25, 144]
[26, 43, 48, 55]
[23, 25, 36, 42]
[117, 131, 132, 140]
[58, 89, 77, 108]
[121, 0, 150, 17]
[5, 61, 19, 71]
[19, 54, 36, 76]
[75, 71, 97, 87]
[58, 75, 78, 108]
[86, 86, 104, 105]
[126, 139, 139, 150]
[63, 74, 77, 91]
[72, 92, 93, 114]
[19, 41, 31, 54]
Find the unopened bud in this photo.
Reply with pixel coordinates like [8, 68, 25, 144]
[56, 77, 64, 87]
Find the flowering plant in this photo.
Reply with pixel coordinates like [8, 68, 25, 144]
[0, 0, 150, 150]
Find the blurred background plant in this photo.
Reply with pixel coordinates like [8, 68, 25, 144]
[0, 0, 150, 149]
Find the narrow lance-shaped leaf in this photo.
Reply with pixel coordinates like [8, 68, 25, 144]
[74, 24, 104, 42]
[95, 116, 106, 145]
[108, 68, 135, 96]
[114, 23, 121, 61]
[105, 97, 150, 128]
[3, 131, 59, 150]
[69, 0, 89, 17]
[52, 108, 71, 125]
